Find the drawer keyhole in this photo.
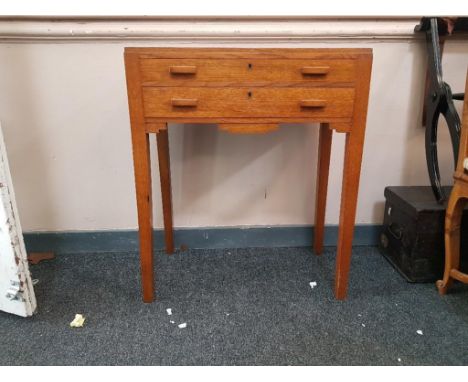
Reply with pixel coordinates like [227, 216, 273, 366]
[248, 63, 252, 69]
[247, 91, 252, 98]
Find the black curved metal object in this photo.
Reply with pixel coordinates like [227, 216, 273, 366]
[415, 17, 463, 203]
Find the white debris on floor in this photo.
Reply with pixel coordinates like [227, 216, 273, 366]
[361, 323, 366, 327]
[398, 358, 402, 362]
[416, 330, 423, 335]
[165, 308, 187, 328]
[70, 314, 85, 328]
[309, 281, 317, 289]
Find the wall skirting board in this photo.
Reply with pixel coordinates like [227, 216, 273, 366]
[23, 225, 382, 254]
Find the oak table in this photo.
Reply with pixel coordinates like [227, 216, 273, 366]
[124, 48, 373, 302]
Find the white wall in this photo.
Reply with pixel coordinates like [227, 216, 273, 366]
[0, 19, 467, 232]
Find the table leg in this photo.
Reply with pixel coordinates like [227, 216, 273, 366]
[314, 123, 333, 255]
[131, 130, 154, 303]
[437, 184, 465, 294]
[156, 127, 174, 254]
[335, 129, 365, 300]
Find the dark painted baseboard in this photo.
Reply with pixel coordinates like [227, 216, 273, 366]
[23, 225, 382, 254]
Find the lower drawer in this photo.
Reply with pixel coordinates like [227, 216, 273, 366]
[142, 87, 355, 119]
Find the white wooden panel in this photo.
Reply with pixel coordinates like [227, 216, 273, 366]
[0, 123, 36, 317]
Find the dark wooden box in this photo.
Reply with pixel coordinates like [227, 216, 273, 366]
[379, 186, 468, 282]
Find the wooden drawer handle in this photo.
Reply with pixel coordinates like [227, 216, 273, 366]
[169, 66, 197, 74]
[171, 98, 198, 107]
[219, 123, 278, 134]
[300, 99, 327, 108]
[301, 66, 330, 75]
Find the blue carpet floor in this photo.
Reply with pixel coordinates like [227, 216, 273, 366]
[0, 246, 467, 365]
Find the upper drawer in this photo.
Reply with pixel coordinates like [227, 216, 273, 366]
[139, 59, 357, 86]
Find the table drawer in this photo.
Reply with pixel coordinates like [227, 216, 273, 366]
[142, 87, 355, 118]
[140, 59, 357, 86]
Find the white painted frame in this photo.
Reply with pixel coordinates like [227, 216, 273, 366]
[0, 122, 36, 317]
